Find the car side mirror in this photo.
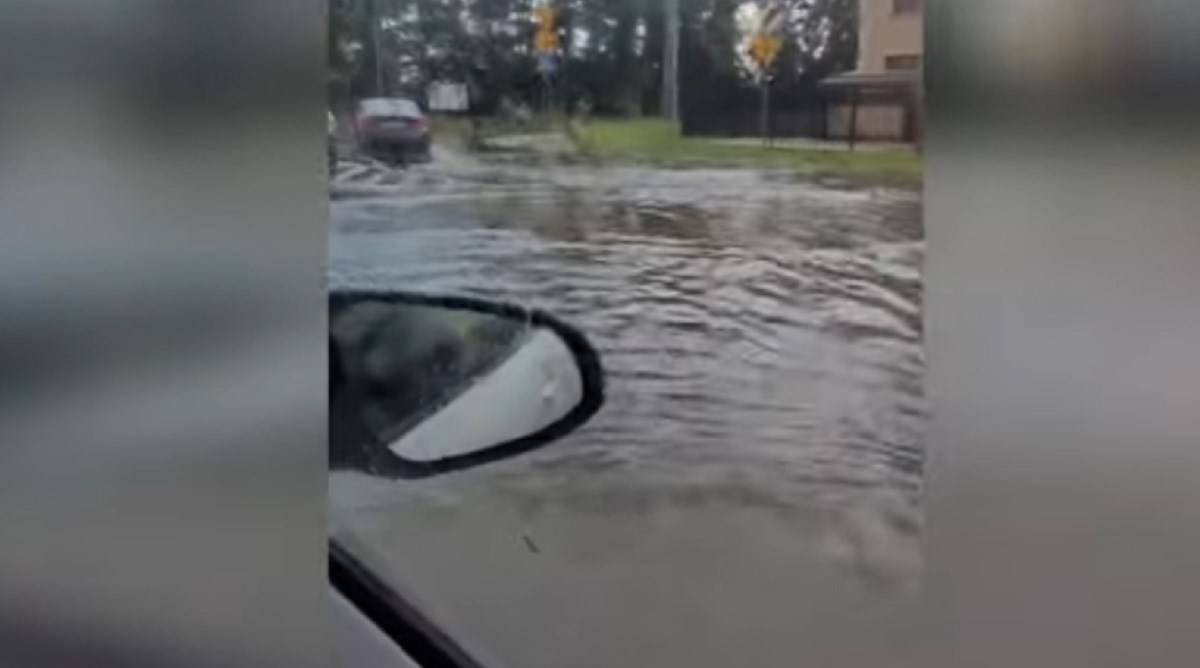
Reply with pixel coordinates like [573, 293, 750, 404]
[330, 292, 604, 478]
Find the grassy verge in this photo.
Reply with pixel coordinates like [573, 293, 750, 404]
[574, 119, 922, 186]
[430, 115, 574, 153]
[429, 116, 479, 152]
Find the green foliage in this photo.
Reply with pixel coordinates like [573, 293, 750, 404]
[576, 119, 922, 185]
[328, 0, 861, 115]
[328, 0, 359, 106]
[785, 0, 858, 83]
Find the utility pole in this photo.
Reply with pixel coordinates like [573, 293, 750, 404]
[370, 0, 385, 96]
[662, 0, 680, 122]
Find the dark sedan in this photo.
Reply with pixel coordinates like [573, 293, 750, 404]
[353, 98, 432, 167]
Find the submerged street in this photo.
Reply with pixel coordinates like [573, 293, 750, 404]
[330, 151, 926, 668]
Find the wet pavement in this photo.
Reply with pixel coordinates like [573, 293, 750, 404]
[329, 151, 926, 668]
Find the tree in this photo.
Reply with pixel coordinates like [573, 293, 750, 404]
[328, 0, 367, 106]
[721, 0, 858, 87]
[367, 0, 540, 112]
[783, 0, 857, 84]
[335, 0, 851, 119]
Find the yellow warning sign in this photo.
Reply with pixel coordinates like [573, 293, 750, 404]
[534, 7, 557, 28]
[535, 30, 560, 53]
[749, 35, 782, 69]
[534, 7, 560, 54]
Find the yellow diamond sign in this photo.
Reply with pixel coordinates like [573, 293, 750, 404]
[535, 30, 560, 53]
[534, 7, 557, 28]
[749, 35, 782, 69]
[533, 7, 560, 53]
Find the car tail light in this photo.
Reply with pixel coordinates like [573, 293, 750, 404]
[356, 117, 376, 133]
[409, 117, 428, 132]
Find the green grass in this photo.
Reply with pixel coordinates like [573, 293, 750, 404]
[429, 116, 479, 151]
[430, 114, 572, 152]
[574, 119, 922, 186]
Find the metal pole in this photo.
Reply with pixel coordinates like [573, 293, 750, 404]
[761, 79, 770, 147]
[371, 0, 384, 96]
[912, 80, 924, 153]
[767, 79, 772, 148]
[662, 0, 680, 122]
[847, 87, 859, 152]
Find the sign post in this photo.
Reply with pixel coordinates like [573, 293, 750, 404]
[533, 5, 562, 115]
[747, 3, 785, 147]
[760, 73, 772, 147]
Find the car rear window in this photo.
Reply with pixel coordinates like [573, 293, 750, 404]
[358, 99, 422, 119]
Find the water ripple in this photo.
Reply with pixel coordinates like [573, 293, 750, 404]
[331, 169, 925, 513]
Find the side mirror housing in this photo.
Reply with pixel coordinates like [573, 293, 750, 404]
[330, 292, 604, 478]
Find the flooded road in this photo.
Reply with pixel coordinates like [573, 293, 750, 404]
[330, 158, 926, 668]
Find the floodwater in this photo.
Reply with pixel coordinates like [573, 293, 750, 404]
[329, 157, 927, 668]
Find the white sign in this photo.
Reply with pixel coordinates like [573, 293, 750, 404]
[427, 82, 469, 112]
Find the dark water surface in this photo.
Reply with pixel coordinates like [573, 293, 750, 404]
[330, 162, 926, 667]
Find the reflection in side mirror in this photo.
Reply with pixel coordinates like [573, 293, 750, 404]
[330, 292, 604, 478]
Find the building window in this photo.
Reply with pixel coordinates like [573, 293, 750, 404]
[893, 0, 921, 15]
[885, 54, 921, 71]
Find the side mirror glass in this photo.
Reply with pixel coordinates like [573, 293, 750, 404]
[330, 292, 604, 478]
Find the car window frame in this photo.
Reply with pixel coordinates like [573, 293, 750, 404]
[330, 539, 485, 668]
